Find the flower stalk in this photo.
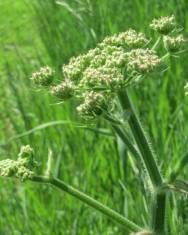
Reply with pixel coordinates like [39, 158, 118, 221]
[32, 175, 142, 233]
[117, 89, 162, 187]
[117, 89, 167, 235]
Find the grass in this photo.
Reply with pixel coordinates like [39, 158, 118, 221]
[0, 0, 188, 234]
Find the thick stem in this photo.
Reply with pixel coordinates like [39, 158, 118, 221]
[118, 89, 162, 187]
[118, 89, 167, 234]
[151, 192, 167, 235]
[32, 175, 142, 232]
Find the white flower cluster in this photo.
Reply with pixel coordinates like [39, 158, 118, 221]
[101, 29, 149, 48]
[150, 15, 185, 53]
[31, 16, 184, 119]
[150, 15, 176, 34]
[50, 79, 75, 100]
[62, 55, 90, 80]
[76, 91, 106, 118]
[163, 34, 185, 52]
[81, 66, 124, 89]
[0, 145, 36, 181]
[58, 30, 154, 118]
[31, 66, 54, 86]
[127, 49, 161, 74]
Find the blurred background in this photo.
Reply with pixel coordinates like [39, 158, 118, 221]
[0, 0, 188, 234]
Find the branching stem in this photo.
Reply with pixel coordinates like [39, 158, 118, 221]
[117, 89, 167, 234]
[31, 175, 142, 232]
[118, 89, 163, 187]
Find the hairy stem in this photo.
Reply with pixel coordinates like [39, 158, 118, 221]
[117, 89, 167, 234]
[32, 175, 142, 232]
[118, 89, 162, 187]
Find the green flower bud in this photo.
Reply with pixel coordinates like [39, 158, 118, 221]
[31, 66, 54, 86]
[50, 79, 75, 100]
[150, 15, 176, 35]
[62, 55, 90, 80]
[80, 66, 124, 89]
[0, 145, 36, 181]
[163, 34, 185, 52]
[101, 29, 149, 48]
[76, 91, 107, 119]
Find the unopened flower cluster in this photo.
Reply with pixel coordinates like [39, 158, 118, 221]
[150, 15, 185, 52]
[31, 16, 184, 119]
[0, 145, 36, 181]
[30, 66, 54, 86]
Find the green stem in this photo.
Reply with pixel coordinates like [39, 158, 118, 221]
[152, 36, 161, 50]
[117, 89, 167, 234]
[112, 124, 142, 163]
[32, 175, 142, 232]
[151, 192, 167, 235]
[118, 89, 163, 187]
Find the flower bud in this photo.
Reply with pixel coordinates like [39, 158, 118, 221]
[80, 66, 124, 89]
[101, 29, 149, 48]
[163, 34, 185, 52]
[50, 79, 75, 100]
[62, 55, 90, 80]
[150, 15, 176, 34]
[31, 66, 54, 86]
[0, 145, 36, 181]
[76, 91, 107, 119]
[127, 49, 161, 74]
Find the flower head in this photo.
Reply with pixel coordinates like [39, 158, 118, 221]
[163, 34, 185, 52]
[101, 29, 149, 48]
[0, 145, 37, 181]
[31, 66, 54, 86]
[62, 55, 90, 81]
[76, 91, 107, 119]
[150, 15, 176, 34]
[50, 79, 75, 100]
[31, 16, 184, 119]
[127, 49, 161, 74]
[80, 66, 124, 89]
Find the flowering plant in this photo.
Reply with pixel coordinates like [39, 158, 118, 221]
[1, 15, 187, 235]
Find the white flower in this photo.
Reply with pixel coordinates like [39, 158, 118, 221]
[80, 66, 124, 89]
[101, 29, 149, 48]
[150, 15, 176, 34]
[163, 34, 185, 52]
[50, 79, 75, 100]
[62, 55, 90, 80]
[127, 49, 161, 74]
[76, 91, 107, 119]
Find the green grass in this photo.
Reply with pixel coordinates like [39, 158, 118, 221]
[0, 0, 188, 234]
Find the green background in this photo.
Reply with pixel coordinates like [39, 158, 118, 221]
[0, 0, 188, 234]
